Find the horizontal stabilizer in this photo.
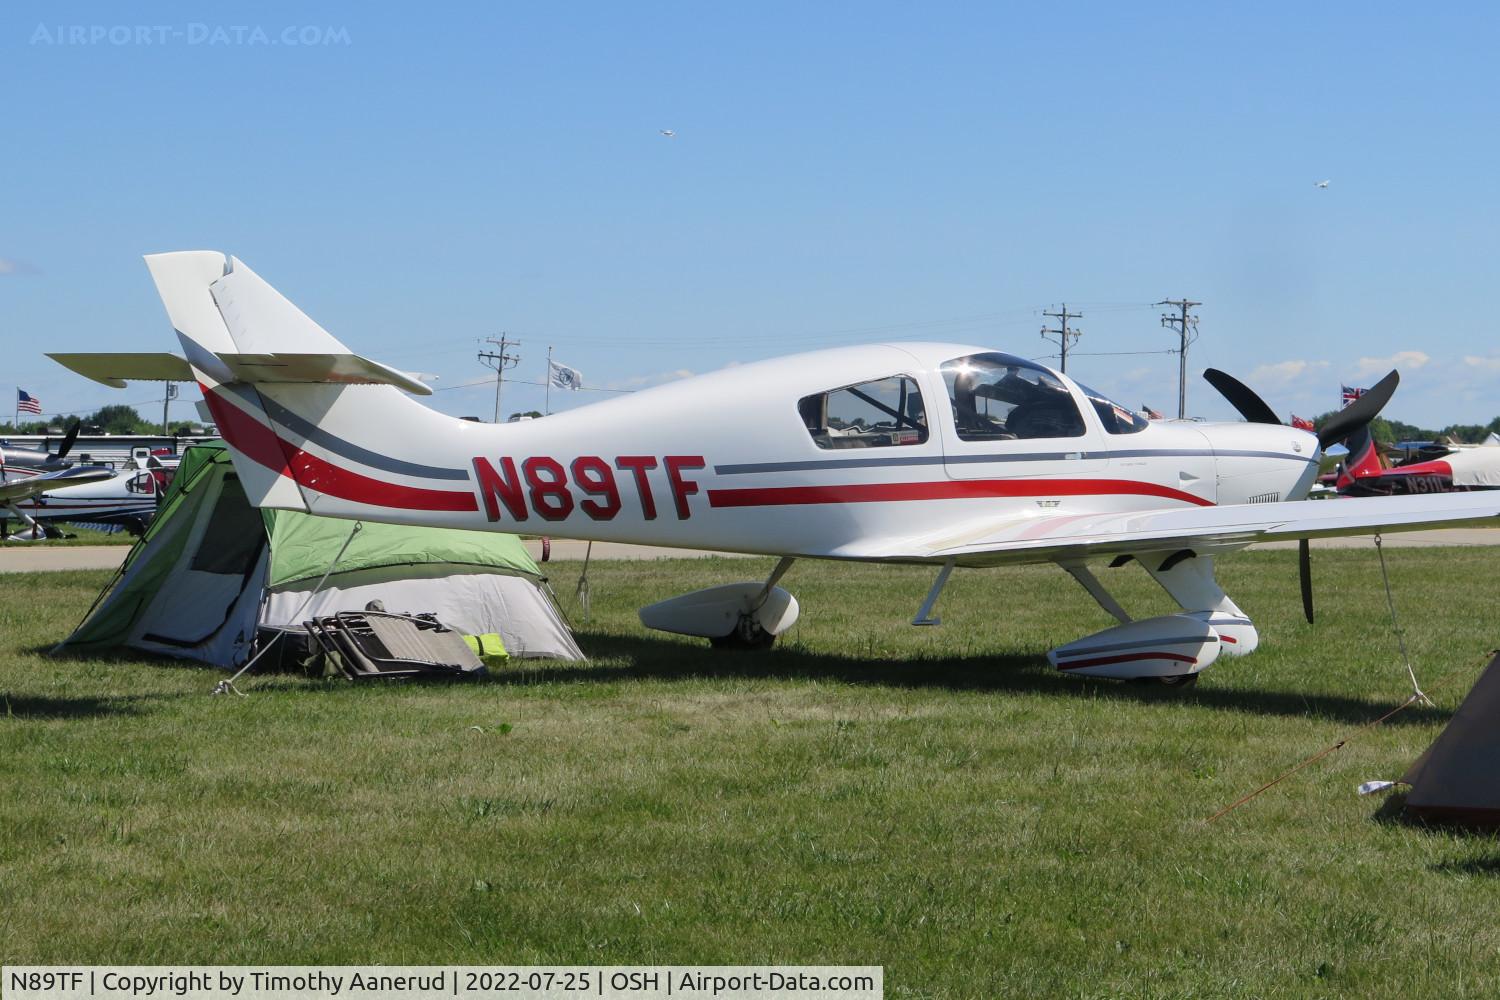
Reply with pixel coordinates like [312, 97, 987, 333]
[48, 352, 194, 388]
[213, 352, 433, 396]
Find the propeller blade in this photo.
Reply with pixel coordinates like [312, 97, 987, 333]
[1298, 538, 1314, 624]
[53, 421, 81, 461]
[1203, 369, 1281, 425]
[1317, 370, 1399, 450]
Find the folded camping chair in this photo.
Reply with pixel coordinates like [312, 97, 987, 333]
[304, 611, 486, 680]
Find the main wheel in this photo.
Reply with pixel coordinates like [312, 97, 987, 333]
[1157, 673, 1200, 688]
[710, 618, 776, 651]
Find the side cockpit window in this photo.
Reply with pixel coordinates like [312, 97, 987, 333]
[941, 353, 1086, 441]
[799, 375, 928, 450]
[1075, 382, 1150, 435]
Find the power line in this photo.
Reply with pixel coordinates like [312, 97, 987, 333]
[477, 335, 521, 423]
[433, 375, 635, 395]
[508, 377, 634, 394]
[1040, 304, 1083, 373]
[1156, 298, 1201, 418]
[1069, 349, 1179, 358]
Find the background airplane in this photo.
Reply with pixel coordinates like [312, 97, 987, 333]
[0, 465, 118, 541]
[0, 422, 83, 477]
[50, 252, 1500, 685]
[1335, 427, 1500, 496]
[1, 444, 170, 539]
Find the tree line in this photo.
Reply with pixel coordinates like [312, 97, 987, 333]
[0, 404, 203, 437]
[1309, 410, 1500, 445]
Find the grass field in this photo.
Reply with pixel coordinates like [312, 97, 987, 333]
[4, 549, 1500, 997]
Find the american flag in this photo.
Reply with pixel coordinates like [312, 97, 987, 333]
[1340, 385, 1366, 409]
[16, 389, 42, 415]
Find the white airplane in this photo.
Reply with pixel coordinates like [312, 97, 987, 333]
[48, 253, 1500, 684]
[1, 465, 118, 540]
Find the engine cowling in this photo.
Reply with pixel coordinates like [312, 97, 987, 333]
[1047, 614, 1222, 680]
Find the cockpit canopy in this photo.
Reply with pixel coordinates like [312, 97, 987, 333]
[941, 353, 1086, 440]
[795, 351, 1150, 449]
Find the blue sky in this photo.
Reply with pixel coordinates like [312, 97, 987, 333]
[3, 2, 1496, 429]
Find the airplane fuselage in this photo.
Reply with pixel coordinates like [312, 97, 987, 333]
[204, 342, 1321, 566]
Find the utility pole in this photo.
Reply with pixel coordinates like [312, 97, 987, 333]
[1040, 304, 1083, 373]
[1156, 298, 1200, 418]
[477, 335, 521, 423]
[161, 382, 179, 435]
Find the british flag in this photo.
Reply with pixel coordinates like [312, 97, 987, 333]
[16, 389, 41, 415]
[1340, 385, 1366, 409]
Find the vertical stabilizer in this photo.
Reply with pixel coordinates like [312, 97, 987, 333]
[143, 251, 309, 512]
[1336, 426, 1385, 490]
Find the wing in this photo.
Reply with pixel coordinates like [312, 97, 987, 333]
[832, 491, 1500, 566]
[0, 467, 116, 504]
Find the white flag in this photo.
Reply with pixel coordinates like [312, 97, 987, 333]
[549, 360, 583, 391]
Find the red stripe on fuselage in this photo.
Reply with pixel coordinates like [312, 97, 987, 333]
[286, 447, 478, 511]
[1055, 651, 1200, 671]
[202, 383, 478, 512]
[707, 479, 1214, 509]
[199, 382, 292, 478]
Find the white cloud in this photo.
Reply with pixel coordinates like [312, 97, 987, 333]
[1350, 351, 1429, 379]
[1461, 355, 1500, 374]
[1247, 359, 1329, 389]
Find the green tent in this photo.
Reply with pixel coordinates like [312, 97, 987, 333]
[61, 442, 582, 665]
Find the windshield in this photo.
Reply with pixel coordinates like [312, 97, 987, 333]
[1075, 382, 1150, 435]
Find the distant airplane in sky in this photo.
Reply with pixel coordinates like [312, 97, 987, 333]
[1315, 179, 1331, 188]
[659, 129, 676, 138]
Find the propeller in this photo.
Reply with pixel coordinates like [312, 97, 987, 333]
[1315, 370, 1399, 450]
[1202, 368, 1281, 425]
[53, 421, 81, 462]
[1202, 368, 1402, 628]
[1298, 538, 1314, 624]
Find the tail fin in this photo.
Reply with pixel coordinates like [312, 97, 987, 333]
[143, 253, 473, 522]
[1336, 425, 1385, 490]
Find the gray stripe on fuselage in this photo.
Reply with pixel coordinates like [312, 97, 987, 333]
[219, 383, 470, 481]
[715, 447, 1313, 476]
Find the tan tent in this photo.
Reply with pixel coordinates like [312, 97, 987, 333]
[1402, 653, 1500, 826]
